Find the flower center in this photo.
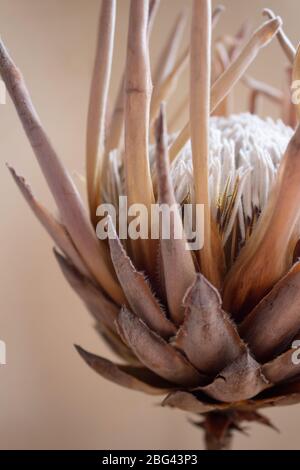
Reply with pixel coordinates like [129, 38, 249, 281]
[170, 113, 293, 264]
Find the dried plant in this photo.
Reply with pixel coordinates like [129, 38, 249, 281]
[2, 0, 300, 450]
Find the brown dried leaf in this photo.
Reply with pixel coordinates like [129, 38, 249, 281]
[8, 165, 89, 277]
[239, 263, 300, 362]
[175, 274, 245, 376]
[0, 38, 124, 305]
[231, 410, 278, 431]
[162, 390, 231, 414]
[108, 218, 176, 338]
[262, 347, 300, 385]
[250, 380, 300, 409]
[75, 345, 173, 395]
[54, 250, 118, 331]
[201, 352, 269, 403]
[95, 323, 139, 365]
[155, 106, 196, 325]
[117, 307, 205, 387]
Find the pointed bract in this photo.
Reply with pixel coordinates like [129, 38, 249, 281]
[108, 218, 176, 338]
[240, 263, 300, 361]
[76, 345, 173, 395]
[155, 105, 196, 325]
[117, 307, 205, 387]
[175, 274, 245, 375]
[201, 352, 268, 402]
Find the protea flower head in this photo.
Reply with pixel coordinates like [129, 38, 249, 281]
[2, 0, 300, 450]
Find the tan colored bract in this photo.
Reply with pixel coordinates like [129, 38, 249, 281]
[2, 0, 300, 450]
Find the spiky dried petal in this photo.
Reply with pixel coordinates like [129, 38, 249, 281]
[239, 263, 300, 362]
[117, 307, 205, 387]
[0, 38, 124, 305]
[75, 346, 173, 395]
[155, 105, 196, 325]
[96, 324, 139, 365]
[54, 251, 119, 331]
[230, 410, 278, 432]
[162, 390, 231, 414]
[262, 348, 300, 385]
[252, 380, 300, 409]
[107, 218, 176, 338]
[8, 165, 89, 277]
[200, 352, 268, 402]
[175, 274, 245, 375]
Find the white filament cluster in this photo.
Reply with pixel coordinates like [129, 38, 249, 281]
[170, 113, 293, 245]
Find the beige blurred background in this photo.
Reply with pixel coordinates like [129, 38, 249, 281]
[0, 0, 300, 450]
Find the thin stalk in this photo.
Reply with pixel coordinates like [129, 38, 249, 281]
[169, 17, 282, 162]
[263, 8, 295, 63]
[190, 0, 219, 286]
[86, 0, 116, 216]
[124, 0, 155, 275]
[0, 38, 124, 305]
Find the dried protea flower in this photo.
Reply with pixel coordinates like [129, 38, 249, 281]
[2, 0, 300, 450]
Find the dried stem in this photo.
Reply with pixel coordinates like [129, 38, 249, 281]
[153, 10, 187, 86]
[190, 0, 218, 285]
[211, 18, 282, 110]
[151, 46, 189, 124]
[205, 430, 233, 450]
[152, 4, 222, 117]
[263, 8, 295, 63]
[86, 0, 116, 214]
[285, 66, 297, 128]
[124, 0, 155, 274]
[168, 94, 189, 133]
[243, 75, 283, 113]
[0, 38, 124, 305]
[147, 0, 161, 39]
[212, 5, 225, 30]
[169, 17, 282, 162]
[292, 44, 300, 120]
[105, 73, 125, 155]
[203, 412, 234, 451]
[105, 0, 159, 155]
